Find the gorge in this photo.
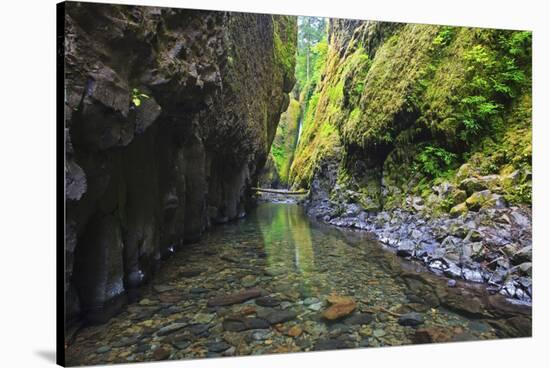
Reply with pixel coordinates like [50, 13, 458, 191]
[63, 2, 532, 364]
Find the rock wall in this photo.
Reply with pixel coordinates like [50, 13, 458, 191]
[259, 96, 301, 188]
[290, 19, 532, 301]
[64, 2, 296, 325]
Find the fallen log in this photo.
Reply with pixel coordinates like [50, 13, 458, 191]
[251, 187, 308, 195]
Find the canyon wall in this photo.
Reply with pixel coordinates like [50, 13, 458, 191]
[258, 96, 301, 188]
[289, 20, 532, 301]
[64, 2, 296, 325]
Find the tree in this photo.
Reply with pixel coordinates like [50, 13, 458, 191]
[296, 17, 327, 89]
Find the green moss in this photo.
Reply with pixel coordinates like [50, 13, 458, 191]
[339, 24, 440, 150]
[273, 16, 297, 78]
[269, 97, 301, 186]
[289, 20, 531, 208]
[289, 43, 372, 188]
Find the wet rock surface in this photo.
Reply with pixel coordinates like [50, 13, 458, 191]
[306, 195, 532, 303]
[66, 203, 530, 365]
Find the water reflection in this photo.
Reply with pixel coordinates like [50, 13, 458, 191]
[255, 204, 321, 296]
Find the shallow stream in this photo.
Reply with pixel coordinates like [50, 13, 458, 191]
[66, 203, 529, 365]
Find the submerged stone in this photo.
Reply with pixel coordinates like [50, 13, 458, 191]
[265, 309, 297, 324]
[398, 312, 425, 326]
[207, 288, 263, 307]
[322, 295, 356, 320]
[255, 296, 281, 307]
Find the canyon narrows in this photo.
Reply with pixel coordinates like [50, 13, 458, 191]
[62, 2, 532, 365]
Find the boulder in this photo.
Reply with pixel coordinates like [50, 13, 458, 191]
[450, 202, 468, 217]
[451, 189, 467, 205]
[465, 190, 493, 211]
[459, 178, 487, 195]
[396, 239, 416, 257]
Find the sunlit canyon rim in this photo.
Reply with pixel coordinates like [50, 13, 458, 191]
[62, 1, 532, 365]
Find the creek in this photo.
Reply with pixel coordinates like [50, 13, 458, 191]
[66, 202, 530, 365]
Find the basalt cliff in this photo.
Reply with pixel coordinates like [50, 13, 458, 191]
[63, 2, 296, 325]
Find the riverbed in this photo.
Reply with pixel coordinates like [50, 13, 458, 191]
[66, 203, 530, 365]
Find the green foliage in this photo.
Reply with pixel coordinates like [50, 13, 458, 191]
[295, 17, 327, 90]
[433, 26, 454, 47]
[131, 88, 149, 107]
[458, 95, 500, 140]
[414, 145, 457, 178]
[452, 32, 530, 143]
[504, 181, 532, 204]
[288, 21, 532, 207]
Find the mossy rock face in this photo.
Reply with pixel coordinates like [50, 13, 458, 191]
[263, 97, 301, 187]
[459, 178, 488, 196]
[465, 190, 493, 211]
[449, 202, 468, 218]
[289, 18, 531, 211]
[456, 164, 476, 182]
[451, 189, 467, 205]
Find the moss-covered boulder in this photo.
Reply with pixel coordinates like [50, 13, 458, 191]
[451, 189, 468, 205]
[465, 190, 493, 211]
[449, 202, 468, 217]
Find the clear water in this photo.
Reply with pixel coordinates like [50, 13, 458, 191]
[67, 203, 511, 365]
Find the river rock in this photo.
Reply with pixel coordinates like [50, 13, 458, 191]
[462, 268, 484, 283]
[308, 302, 323, 311]
[112, 336, 139, 348]
[193, 313, 215, 324]
[459, 178, 488, 195]
[207, 341, 231, 353]
[396, 239, 416, 257]
[265, 309, 297, 324]
[96, 346, 111, 354]
[398, 312, 424, 326]
[465, 190, 493, 211]
[322, 295, 356, 320]
[287, 325, 303, 337]
[343, 313, 374, 326]
[179, 269, 205, 278]
[189, 287, 209, 294]
[186, 323, 210, 336]
[241, 275, 258, 288]
[450, 202, 468, 217]
[313, 338, 348, 351]
[157, 323, 187, 337]
[512, 245, 532, 264]
[250, 329, 272, 341]
[413, 327, 453, 343]
[303, 297, 320, 305]
[255, 296, 281, 307]
[207, 288, 263, 307]
[222, 317, 270, 332]
[152, 347, 171, 360]
[153, 284, 175, 293]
